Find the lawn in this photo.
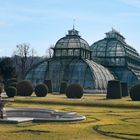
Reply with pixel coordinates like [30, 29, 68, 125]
[1, 94, 140, 140]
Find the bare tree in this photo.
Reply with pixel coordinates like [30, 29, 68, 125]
[13, 43, 37, 79]
[46, 45, 54, 58]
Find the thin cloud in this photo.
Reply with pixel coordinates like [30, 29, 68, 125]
[0, 21, 9, 27]
[120, 0, 140, 8]
[120, 12, 140, 17]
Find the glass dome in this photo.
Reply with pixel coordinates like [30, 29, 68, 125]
[53, 28, 91, 59]
[55, 28, 90, 50]
[91, 39, 126, 66]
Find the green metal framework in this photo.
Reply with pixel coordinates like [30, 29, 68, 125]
[90, 29, 140, 87]
[52, 28, 91, 59]
[25, 28, 114, 93]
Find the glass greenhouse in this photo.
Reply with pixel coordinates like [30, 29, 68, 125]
[90, 28, 140, 88]
[25, 28, 114, 93]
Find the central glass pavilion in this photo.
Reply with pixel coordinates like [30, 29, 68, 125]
[25, 28, 114, 93]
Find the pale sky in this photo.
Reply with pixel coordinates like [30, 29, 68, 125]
[0, 0, 140, 56]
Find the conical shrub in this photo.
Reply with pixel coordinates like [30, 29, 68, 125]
[5, 78, 18, 91]
[107, 80, 122, 99]
[9, 82, 17, 88]
[7, 78, 17, 83]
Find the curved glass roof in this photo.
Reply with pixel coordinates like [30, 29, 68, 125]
[90, 29, 140, 87]
[91, 29, 140, 67]
[90, 29, 140, 68]
[85, 59, 114, 90]
[55, 28, 90, 50]
[25, 58, 114, 92]
[91, 39, 126, 57]
[25, 60, 48, 84]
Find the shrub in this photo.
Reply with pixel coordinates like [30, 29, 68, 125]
[6, 86, 17, 98]
[7, 78, 17, 84]
[4, 84, 8, 92]
[107, 80, 122, 99]
[5, 78, 18, 91]
[66, 84, 83, 99]
[0, 86, 3, 94]
[9, 82, 17, 88]
[35, 84, 48, 97]
[44, 80, 52, 93]
[17, 80, 33, 96]
[121, 82, 129, 97]
[60, 82, 67, 94]
[130, 84, 140, 101]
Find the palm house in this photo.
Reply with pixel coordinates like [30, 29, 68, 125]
[90, 29, 140, 88]
[25, 28, 114, 93]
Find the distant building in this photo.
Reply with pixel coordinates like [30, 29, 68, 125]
[25, 28, 114, 93]
[90, 28, 140, 88]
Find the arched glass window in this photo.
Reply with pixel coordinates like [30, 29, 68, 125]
[56, 50, 61, 56]
[68, 49, 73, 56]
[74, 49, 80, 56]
[62, 50, 67, 56]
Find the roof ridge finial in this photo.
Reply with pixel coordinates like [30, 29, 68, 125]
[73, 19, 76, 30]
[112, 27, 115, 32]
[111, 27, 120, 34]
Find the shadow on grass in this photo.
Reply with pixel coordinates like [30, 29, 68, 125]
[93, 124, 140, 140]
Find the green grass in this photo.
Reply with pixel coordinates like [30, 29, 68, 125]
[1, 94, 140, 140]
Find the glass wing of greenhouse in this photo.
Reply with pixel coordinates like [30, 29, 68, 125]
[90, 28, 140, 87]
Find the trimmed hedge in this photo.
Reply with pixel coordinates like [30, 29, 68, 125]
[7, 78, 17, 84]
[9, 82, 17, 88]
[44, 80, 52, 93]
[107, 80, 122, 99]
[5, 78, 18, 92]
[17, 80, 33, 96]
[6, 86, 17, 98]
[35, 84, 48, 97]
[121, 82, 129, 97]
[66, 84, 83, 99]
[60, 82, 67, 94]
[130, 84, 140, 101]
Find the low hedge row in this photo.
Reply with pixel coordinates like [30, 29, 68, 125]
[4, 78, 140, 101]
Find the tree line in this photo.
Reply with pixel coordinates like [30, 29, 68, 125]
[0, 43, 53, 83]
